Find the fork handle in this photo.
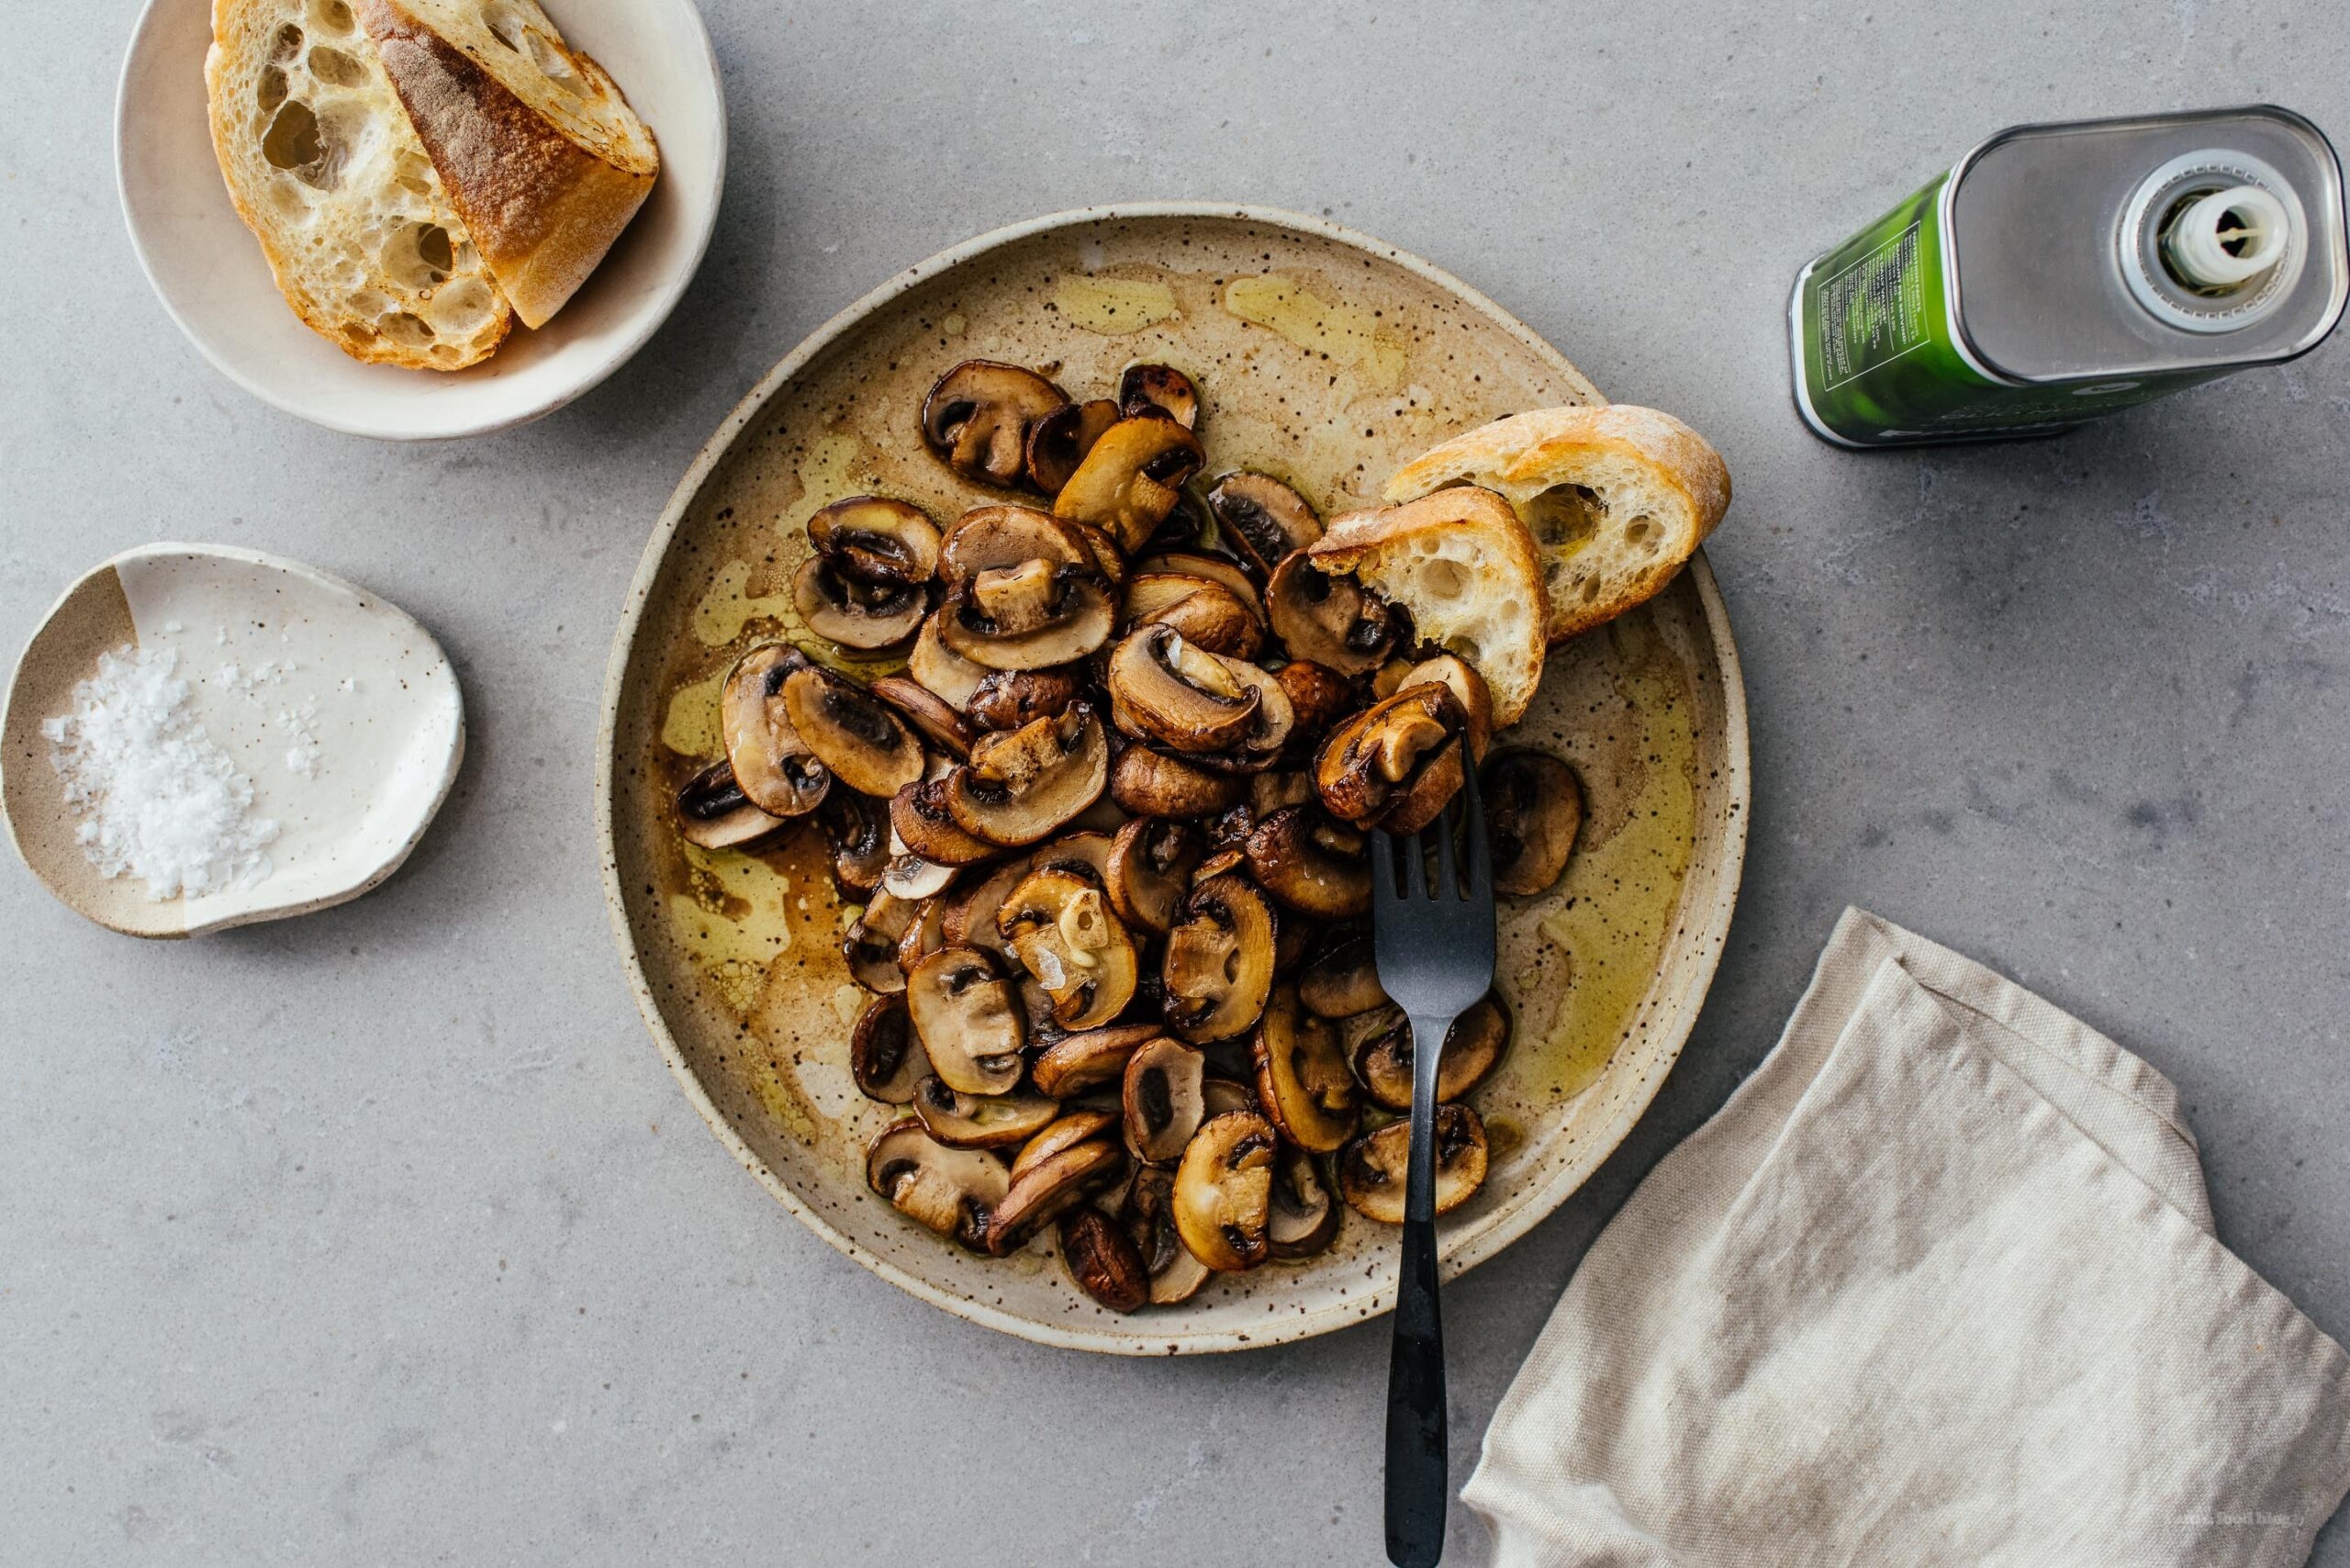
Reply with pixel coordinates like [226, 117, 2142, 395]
[1385, 1011, 1457, 1567]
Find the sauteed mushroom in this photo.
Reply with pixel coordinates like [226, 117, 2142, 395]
[843, 890, 919, 995]
[968, 665, 1088, 733]
[1121, 574, 1264, 660]
[849, 992, 928, 1103]
[1268, 1144, 1342, 1260]
[1172, 1111, 1278, 1271]
[942, 705, 1110, 846]
[1251, 984, 1360, 1153]
[1058, 1208, 1150, 1312]
[1053, 416, 1205, 553]
[1349, 994, 1511, 1111]
[791, 558, 927, 650]
[1245, 806, 1371, 920]
[807, 497, 942, 586]
[921, 360, 1069, 487]
[1337, 1103, 1489, 1224]
[866, 1119, 1008, 1251]
[1104, 817, 1202, 935]
[1122, 1036, 1206, 1165]
[904, 946, 1024, 1095]
[1118, 363, 1200, 427]
[1025, 398, 1122, 495]
[939, 857, 1030, 960]
[814, 786, 890, 898]
[908, 612, 990, 711]
[911, 1078, 1060, 1149]
[889, 778, 1000, 868]
[1029, 1022, 1162, 1099]
[1105, 624, 1262, 753]
[675, 759, 787, 851]
[1205, 471, 1323, 579]
[1298, 936, 1389, 1019]
[782, 665, 924, 799]
[721, 645, 832, 818]
[1376, 654, 1494, 762]
[939, 564, 1116, 671]
[1110, 743, 1247, 817]
[1124, 1167, 1212, 1304]
[1013, 1109, 1122, 1182]
[869, 676, 972, 759]
[1132, 551, 1266, 622]
[999, 868, 1138, 1030]
[1315, 683, 1467, 834]
[1483, 749, 1584, 896]
[986, 1136, 1126, 1256]
[1265, 554, 1403, 678]
[1161, 874, 1278, 1043]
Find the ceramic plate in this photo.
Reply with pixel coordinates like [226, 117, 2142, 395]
[115, 0, 725, 442]
[598, 205, 1750, 1353]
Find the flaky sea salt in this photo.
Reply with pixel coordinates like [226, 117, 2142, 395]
[42, 644, 277, 900]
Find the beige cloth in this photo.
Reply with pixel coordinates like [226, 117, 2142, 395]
[1466, 909, 2350, 1567]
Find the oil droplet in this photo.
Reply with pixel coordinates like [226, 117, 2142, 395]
[1222, 274, 1407, 396]
[661, 666, 727, 757]
[690, 559, 791, 648]
[942, 312, 967, 335]
[1054, 274, 1181, 335]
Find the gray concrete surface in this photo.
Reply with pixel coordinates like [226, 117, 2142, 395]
[5, 2, 2346, 1562]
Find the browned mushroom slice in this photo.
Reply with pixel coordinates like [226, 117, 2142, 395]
[790, 558, 927, 650]
[1271, 661, 1357, 744]
[938, 505, 1093, 583]
[1245, 806, 1371, 920]
[1121, 1036, 1205, 1164]
[868, 676, 972, 760]
[910, 1078, 1060, 1150]
[889, 778, 1001, 868]
[1118, 363, 1201, 428]
[1337, 1103, 1489, 1224]
[1053, 416, 1206, 554]
[939, 856, 1030, 959]
[1248, 771, 1317, 821]
[880, 852, 957, 905]
[1265, 554, 1404, 678]
[843, 889, 919, 994]
[676, 759, 789, 851]
[1315, 682, 1467, 834]
[1377, 655, 1494, 762]
[1104, 818, 1203, 935]
[1133, 551, 1266, 619]
[867, 1119, 1009, 1252]
[1024, 398, 1124, 495]
[965, 665, 1086, 733]
[1109, 743, 1248, 817]
[907, 612, 989, 711]
[920, 360, 1069, 488]
[1172, 1111, 1278, 1271]
[1483, 749, 1584, 897]
[1012, 1108, 1123, 1182]
[779, 666, 924, 799]
[1058, 1208, 1149, 1312]
[721, 644, 833, 818]
[1123, 1167, 1213, 1303]
[1181, 662, 1295, 777]
[1028, 829, 1114, 886]
[1025, 1022, 1158, 1099]
[904, 946, 1024, 1095]
[1351, 994, 1512, 1112]
[807, 496, 942, 587]
[1161, 874, 1278, 1043]
[893, 892, 949, 972]
[942, 705, 1110, 846]
[1298, 936, 1389, 1019]
[1205, 471, 1323, 579]
[849, 993, 929, 1103]
[998, 868, 1138, 1031]
[1250, 985, 1360, 1153]
[1121, 574, 1264, 660]
[1103, 624, 1262, 753]
[1198, 1074, 1258, 1120]
[986, 1136, 1127, 1256]
[938, 567, 1116, 671]
[811, 787, 889, 898]
[1268, 1144, 1342, 1260]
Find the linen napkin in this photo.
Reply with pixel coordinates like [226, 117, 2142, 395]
[1465, 908, 2350, 1567]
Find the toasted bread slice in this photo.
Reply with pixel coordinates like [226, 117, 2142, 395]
[358, 0, 658, 329]
[1308, 487, 1549, 728]
[206, 0, 513, 370]
[1384, 405, 1730, 644]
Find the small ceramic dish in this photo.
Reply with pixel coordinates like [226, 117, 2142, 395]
[114, 0, 725, 442]
[2, 543, 464, 936]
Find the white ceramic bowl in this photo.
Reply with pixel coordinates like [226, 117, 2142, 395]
[114, 0, 725, 442]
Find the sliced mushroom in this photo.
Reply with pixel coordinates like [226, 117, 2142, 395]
[1315, 682, 1467, 834]
[889, 778, 1002, 868]
[911, 1077, 1060, 1149]
[1109, 743, 1247, 817]
[1161, 875, 1279, 1043]
[920, 360, 1069, 488]
[1118, 363, 1200, 427]
[939, 857, 1031, 960]
[1104, 818, 1203, 935]
[1122, 1036, 1206, 1164]
[1053, 416, 1205, 554]
[967, 665, 1088, 733]
[1123, 1167, 1213, 1303]
[1104, 624, 1262, 753]
[1199, 1074, 1258, 1120]
[1377, 655, 1494, 762]
[1298, 936, 1389, 1018]
[676, 759, 788, 851]
[1337, 1103, 1489, 1224]
[942, 705, 1110, 846]
[1250, 985, 1360, 1153]
[1483, 749, 1584, 897]
[1249, 770, 1318, 818]
[849, 993, 930, 1103]
[1172, 1111, 1277, 1271]
[843, 890, 919, 994]
[986, 1136, 1126, 1256]
[1206, 472, 1323, 579]
[781, 665, 924, 799]
[866, 1119, 1009, 1252]
[1058, 1207, 1150, 1312]
[908, 611, 990, 711]
[1245, 806, 1371, 920]
[1027, 830, 1115, 887]
[904, 946, 1024, 1095]
[1029, 1022, 1162, 1098]
[1121, 574, 1264, 659]
[790, 558, 928, 650]
[807, 497, 942, 587]
[998, 868, 1138, 1030]
[1265, 554, 1403, 678]
[1271, 660, 1356, 743]
[1350, 994, 1512, 1112]
[1013, 1108, 1123, 1181]
[1132, 551, 1266, 622]
[1268, 1144, 1342, 1260]
[938, 505, 1093, 583]
[815, 786, 890, 898]
[937, 565, 1115, 672]
[880, 852, 957, 903]
[1024, 398, 1123, 495]
[869, 675, 972, 759]
[721, 644, 833, 818]
[893, 891, 949, 972]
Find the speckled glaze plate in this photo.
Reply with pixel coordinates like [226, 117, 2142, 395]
[598, 205, 1749, 1354]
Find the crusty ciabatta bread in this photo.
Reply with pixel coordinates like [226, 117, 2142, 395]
[1308, 487, 1550, 729]
[206, 0, 513, 369]
[1383, 405, 1731, 644]
[358, 0, 658, 330]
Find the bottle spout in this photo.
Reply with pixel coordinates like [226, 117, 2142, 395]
[2161, 184, 2289, 290]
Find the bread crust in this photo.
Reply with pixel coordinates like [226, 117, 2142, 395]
[358, 0, 655, 330]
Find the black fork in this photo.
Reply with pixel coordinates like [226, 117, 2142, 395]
[1369, 771, 1497, 1568]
